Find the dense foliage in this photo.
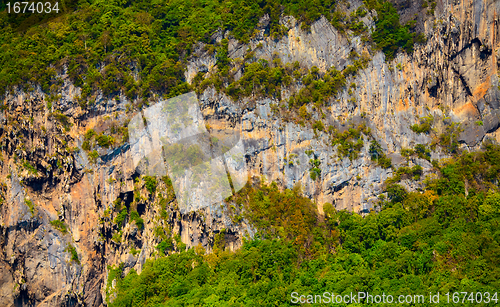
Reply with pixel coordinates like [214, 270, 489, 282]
[365, 0, 424, 60]
[108, 145, 500, 306]
[0, 0, 334, 100]
[0, 0, 420, 102]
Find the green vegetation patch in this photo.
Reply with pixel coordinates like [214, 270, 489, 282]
[51, 111, 72, 131]
[385, 164, 423, 184]
[82, 124, 127, 152]
[369, 140, 392, 168]
[65, 244, 80, 265]
[112, 196, 145, 234]
[143, 176, 157, 195]
[88, 150, 99, 164]
[207, 54, 370, 117]
[331, 123, 371, 161]
[410, 115, 433, 134]
[0, 0, 420, 102]
[433, 122, 463, 154]
[112, 231, 123, 243]
[22, 161, 38, 175]
[96, 134, 113, 148]
[50, 219, 68, 234]
[130, 248, 140, 256]
[306, 150, 322, 180]
[24, 198, 35, 216]
[232, 182, 320, 255]
[365, 0, 424, 60]
[130, 210, 144, 230]
[309, 158, 321, 181]
[0, 0, 338, 100]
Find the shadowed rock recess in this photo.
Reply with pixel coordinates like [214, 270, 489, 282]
[0, 0, 500, 305]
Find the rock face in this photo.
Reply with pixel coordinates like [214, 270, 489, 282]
[0, 0, 499, 305]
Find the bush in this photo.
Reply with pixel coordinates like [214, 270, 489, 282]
[410, 115, 433, 134]
[387, 165, 424, 184]
[130, 211, 144, 230]
[52, 111, 72, 131]
[50, 220, 68, 233]
[25, 199, 35, 216]
[369, 140, 392, 168]
[436, 122, 462, 154]
[112, 231, 122, 243]
[143, 176, 157, 195]
[156, 240, 172, 255]
[333, 124, 370, 161]
[23, 161, 38, 175]
[130, 248, 141, 256]
[213, 229, 226, 252]
[232, 182, 318, 250]
[312, 120, 325, 131]
[401, 147, 415, 157]
[309, 158, 321, 180]
[114, 209, 128, 229]
[367, 0, 417, 60]
[88, 150, 99, 164]
[377, 154, 392, 168]
[96, 134, 113, 148]
[84, 129, 96, 140]
[82, 141, 91, 151]
[386, 183, 408, 203]
[415, 144, 431, 161]
[65, 244, 80, 265]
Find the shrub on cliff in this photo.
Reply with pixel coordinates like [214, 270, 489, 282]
[365, 0, 417, 60]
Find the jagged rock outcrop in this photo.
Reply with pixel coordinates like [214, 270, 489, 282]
[0, 0, 499, 305]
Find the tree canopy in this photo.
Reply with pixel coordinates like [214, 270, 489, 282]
[0, 0, 420, 101]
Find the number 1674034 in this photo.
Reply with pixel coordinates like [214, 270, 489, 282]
[6, 2, 60, 14]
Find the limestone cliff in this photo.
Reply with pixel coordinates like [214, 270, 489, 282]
[0, 0, 499, 305]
